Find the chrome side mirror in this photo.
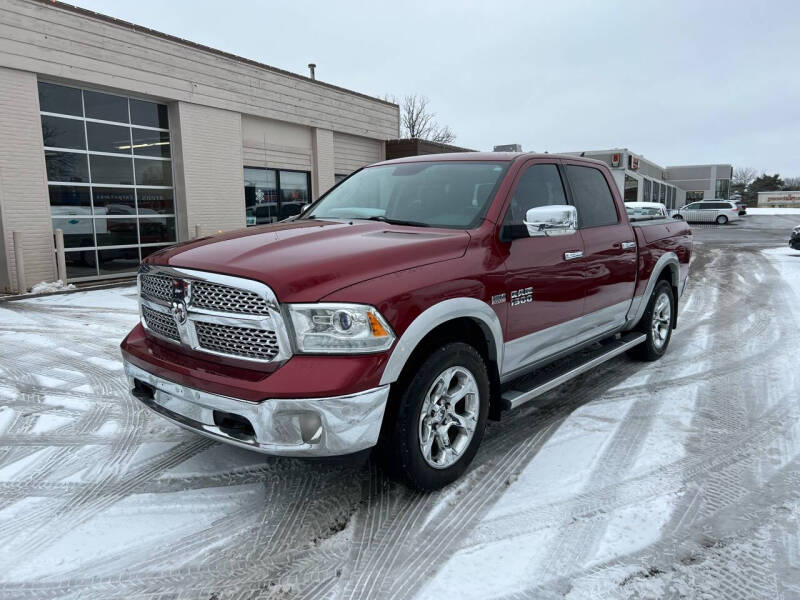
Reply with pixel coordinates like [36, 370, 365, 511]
[524, 205, 578, 237]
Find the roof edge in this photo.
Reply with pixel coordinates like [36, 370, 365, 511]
[32, 0, 399, 109]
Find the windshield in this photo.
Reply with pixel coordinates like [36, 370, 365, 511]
[302, 161, 510, 228]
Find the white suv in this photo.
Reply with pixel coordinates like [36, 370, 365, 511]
[675, 200, 740, 224]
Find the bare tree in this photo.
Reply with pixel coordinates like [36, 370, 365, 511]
[732, 166, 758, 188]
[385, 94, 456, 144]
[782, 176, 800, 190]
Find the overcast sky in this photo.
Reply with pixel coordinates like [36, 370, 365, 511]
[70, 0, 800, 176]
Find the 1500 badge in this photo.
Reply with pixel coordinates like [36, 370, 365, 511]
[510, 287, 533, 306]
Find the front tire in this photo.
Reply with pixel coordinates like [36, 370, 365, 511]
[385, 342, 490, 490]
[629, 280, 674, 362]
[716, 214, 728, 225]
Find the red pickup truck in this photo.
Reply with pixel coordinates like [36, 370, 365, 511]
[121, 153, 691, 489]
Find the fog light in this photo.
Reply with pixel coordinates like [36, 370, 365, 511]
[299, 412, 323, 444]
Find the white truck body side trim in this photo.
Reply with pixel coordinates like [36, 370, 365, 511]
[501, 299, 630, 378]
[379, 298, 504, 386]
[623, 252, 679, 330]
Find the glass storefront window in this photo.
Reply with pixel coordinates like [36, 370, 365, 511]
[45, 151, 89, 183]
[38, 82, 82, 116]
[137, 189, 174, 214]
[83, 90, 129, 123]
[52, 217, 95, 248]
[134, 158, 172, 186]
[130, 99, 169, 128]
[687, 191, 704, 202]
[41, 116, 86, 150]
[98, 247, 141, 276]
[90, 154, 135, 185]
[139, 217, 176, 244]
[131, 128, 170, 158]
[715, 179, 730, 199]
[48, 186, 91, 215]
[92, 187, 136, 215]
[38, 82, 175, 281]
[86, 122, 131, 154]
[243, 167, 311, 226]
[94, 218, 139, 247]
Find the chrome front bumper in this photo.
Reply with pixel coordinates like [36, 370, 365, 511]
[123, 359, 389, 457]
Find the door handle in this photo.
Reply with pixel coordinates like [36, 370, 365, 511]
[621, 241, 636, 250]
[564, 250, 583, 260]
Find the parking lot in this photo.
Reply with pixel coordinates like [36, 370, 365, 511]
[0, 214, 799, 600]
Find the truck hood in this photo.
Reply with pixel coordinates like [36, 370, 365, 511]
[147, 219, 470, 302]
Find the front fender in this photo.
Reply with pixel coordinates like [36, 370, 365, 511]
[378, 297, 504, 386]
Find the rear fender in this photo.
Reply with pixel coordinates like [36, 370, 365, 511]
[624, 251, 679, 330]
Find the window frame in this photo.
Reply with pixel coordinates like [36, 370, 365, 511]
[38, 79, 176, 282]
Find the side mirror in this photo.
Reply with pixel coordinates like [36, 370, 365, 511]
[523, 205, 578, 237]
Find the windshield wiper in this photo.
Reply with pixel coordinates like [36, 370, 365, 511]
[365, 216, 431, 227]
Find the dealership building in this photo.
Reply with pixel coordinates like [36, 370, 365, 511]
[567, 149, 732, 210]
[0, 0, 398, 291]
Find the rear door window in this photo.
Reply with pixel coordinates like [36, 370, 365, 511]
[565, 165, 619, 228]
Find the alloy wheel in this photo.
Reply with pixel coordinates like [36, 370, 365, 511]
[651, 292, 671, 349]
[418, 366, 480, 469]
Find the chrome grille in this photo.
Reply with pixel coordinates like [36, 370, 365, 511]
[140, 273, 173, 303]
[190, 281, 271, 316]
[142, 305, 180, 342]
[195, 322, 279, 361]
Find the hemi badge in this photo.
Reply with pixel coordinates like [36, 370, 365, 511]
[491, 293, 506, 305]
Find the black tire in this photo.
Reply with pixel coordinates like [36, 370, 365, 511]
[384, 342, 490, 490]
[628, 280, 675, 362]
[716, 214, 728, 225]
[673, 214, 684, 220]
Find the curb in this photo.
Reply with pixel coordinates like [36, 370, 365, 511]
[0, 278, 136, 303]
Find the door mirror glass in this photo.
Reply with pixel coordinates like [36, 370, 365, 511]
[523, 205, 578, 237]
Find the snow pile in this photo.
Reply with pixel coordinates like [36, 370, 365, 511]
[29, 280, 76, 294]
[746, 207, 800, 215]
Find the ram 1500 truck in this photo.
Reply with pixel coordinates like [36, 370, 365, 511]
[121, 153, 692, 490]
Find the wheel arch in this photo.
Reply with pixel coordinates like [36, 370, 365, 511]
[625, 252, 679, 330]
[379, 298, 503, 388]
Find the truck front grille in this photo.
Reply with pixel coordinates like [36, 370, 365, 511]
[137, 267, 287, 364]
[191, 281, 271, 316]
[140, 273, 173, 303]
[195, 322, 279, 361]
[141, 305, 180, 342]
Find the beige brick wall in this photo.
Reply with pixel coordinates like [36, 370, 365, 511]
[0, 66, 54, 292]
[171, 102, 245, 239]
[311, 129, 335, 200]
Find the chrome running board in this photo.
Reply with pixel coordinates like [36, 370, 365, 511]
[500, 332, 646, 411]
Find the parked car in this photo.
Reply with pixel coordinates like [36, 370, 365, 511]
[121, 153, 692, 490]
[791, 225, 800, 250]
[625, 201, 668, 219]
[674, 200, 740, 224]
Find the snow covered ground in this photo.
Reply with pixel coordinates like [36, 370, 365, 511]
[0, 219, 799, 599]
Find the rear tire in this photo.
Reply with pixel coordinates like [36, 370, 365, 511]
[716, 215, 728, 225]
[673, 214, 684, 220]
[628, 280, 674, 362]
[384, 342, 489, 490]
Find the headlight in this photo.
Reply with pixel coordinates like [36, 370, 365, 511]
[286, 303, 395, 354]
